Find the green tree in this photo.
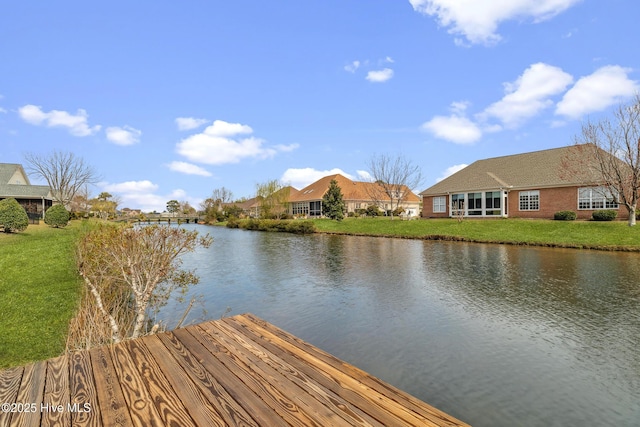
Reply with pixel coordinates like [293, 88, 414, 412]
[0, 198, 29, 233]
[44, 204, 70, 228]
[166, 199, 180, 216]
[256, 180, 290, 219]
[90, 192, 118, 220]
[322, 179, 345, 221]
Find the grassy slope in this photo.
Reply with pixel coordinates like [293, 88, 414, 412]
[311, 217, 640, 250]
[0, 222, 83, 368]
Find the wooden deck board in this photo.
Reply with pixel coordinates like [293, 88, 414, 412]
[0, 314, 470, 426]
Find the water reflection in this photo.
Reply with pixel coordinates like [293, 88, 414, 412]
[166, 225, 640, 427]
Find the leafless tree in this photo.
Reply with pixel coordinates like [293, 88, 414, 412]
[24, 150, 99, 207]
[573, 95, 640, 226]
[70, 224, 212, 348]
[366, 153, 423, 219]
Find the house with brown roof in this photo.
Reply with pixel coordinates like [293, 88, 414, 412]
[420, 144, 628, 220]
[289, 174, 421, 218]
[0, 163, 53, 220]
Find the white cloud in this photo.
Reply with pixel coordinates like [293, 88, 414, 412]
[437, 164, 468, 182]
[366, 68, 394, 83]
[555, 65, 639, 119]
[175, 117, 208, 131]
[176, 119, 296, 165]
[421, 114, 482, 144]
[482, 62, 573, 127]
[167, 161, 212, 177]
[356, 170, 373, 181]
[281, 168, 354, 189]
[100, 180, 198, 213]
[409, 0, 581, 45]
[105, 125, 142, 146]
[18, 104, 101, 136]
[344, 60, 361, 73]
[0, 107, 6, 114]
[102, 180, 159, 194]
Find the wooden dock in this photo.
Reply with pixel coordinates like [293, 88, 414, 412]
[0, 313, 470, 426]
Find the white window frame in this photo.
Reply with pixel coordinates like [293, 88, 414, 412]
[433, 196, 447, 213]
[578, 187, 619, 210]
[519, 190, 540, 211]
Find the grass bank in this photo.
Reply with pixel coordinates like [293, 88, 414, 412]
[311, 217, 640, 251]
[0, 222, 85, 368]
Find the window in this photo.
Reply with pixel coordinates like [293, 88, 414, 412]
[485, 191, 502, 216]
[467, 192, 483, 215]
[309, 201, 322, 216]
[578, 187, 618, 210]
[433, 196, 446, 213]
[451, 193, 465, 216]
[292, 202, 309, 216]
[519, 190, 539, 211]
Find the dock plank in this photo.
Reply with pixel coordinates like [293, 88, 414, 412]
[0, 366, 23, 427]
[148, 332, 242, 427]
[69, 351, 101, 427]
[109, 342, 164, 426]
[0, 313, 470, 427]
[10, 361, 46, 427]
[89, 345, 133, 427]
[41, 355, 70, 427]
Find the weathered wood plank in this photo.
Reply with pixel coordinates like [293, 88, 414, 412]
[210, 319, 377, 427]
[41, 355, 70, 427]
[175, 328, 304, 426]
[109, 342, 164, 426]
[124, 336, 198, 427]
[69, 351, 101, 427]
[10, 360, 46, 427]
[0, 366, 23, 427]
[165, 327, 283, 427]
[235, 313, 470, 427]
[215, 319, 386, 427]
[0, 314, 469, 427]
[89, 345, 134, 427]
[140, 334, 231, 426]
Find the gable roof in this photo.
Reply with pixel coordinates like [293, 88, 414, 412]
[290, 174, 421, 203]
[0, 163, 53, 199]
[420, 145, 608, 196]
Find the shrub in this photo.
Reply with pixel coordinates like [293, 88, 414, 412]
[0, 198, 29, 233]
[233, 218, 316, 234]
[365, 205, 382, 217]
[554, 210, 577, 221]
[45, 204, 71, 227]
[592, 210, 618, 221]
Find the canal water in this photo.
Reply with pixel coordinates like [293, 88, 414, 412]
[162, 224, 640, 427]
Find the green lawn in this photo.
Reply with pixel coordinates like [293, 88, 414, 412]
[0, 222, 84, 368]
[311, 217, 640, 250]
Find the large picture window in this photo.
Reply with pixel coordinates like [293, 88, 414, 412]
[578, 187, 618, 210]
[467, 192, 483, 215]
[433, 196, 446, 213]
[485, 191, 502, 216]
[309, 201, 322, 216]
[519, 190, 539, 211]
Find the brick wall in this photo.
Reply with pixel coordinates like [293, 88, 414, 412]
[422, 188, 628, 220]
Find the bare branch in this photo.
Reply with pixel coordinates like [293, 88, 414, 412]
[23, 150, 99, 206]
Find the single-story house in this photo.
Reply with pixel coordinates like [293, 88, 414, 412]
[0, 163, 53, 220]
[420, 144, 628, 220]
[289, 174, 421, 217]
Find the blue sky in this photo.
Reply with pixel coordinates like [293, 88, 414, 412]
[1, 0, 638, 212]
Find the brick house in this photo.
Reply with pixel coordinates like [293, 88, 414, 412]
[289, 174, 421, 218]
[0, 163, 53, 220]
[420, 145, 628, 220]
